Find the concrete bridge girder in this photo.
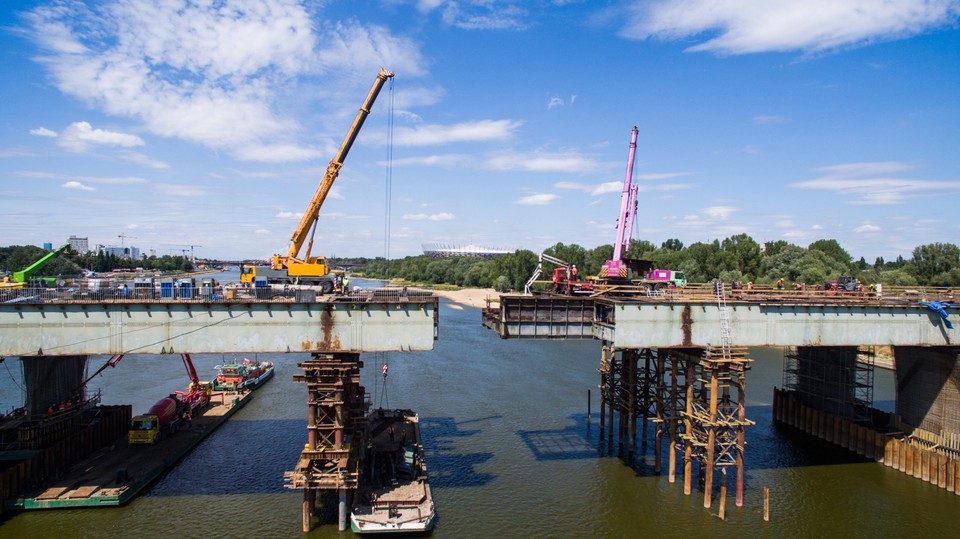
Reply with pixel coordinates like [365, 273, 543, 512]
[0, 299, 439, 356]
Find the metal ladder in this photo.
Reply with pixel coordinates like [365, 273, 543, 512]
[714, 281, 733, 361]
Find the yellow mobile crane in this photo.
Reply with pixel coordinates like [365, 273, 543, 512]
[241, 68, 394, 292]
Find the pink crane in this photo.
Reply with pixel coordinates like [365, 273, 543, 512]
[600, 126, 639, 279]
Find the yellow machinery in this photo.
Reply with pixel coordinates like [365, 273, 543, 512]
[242, 68, 394, 292]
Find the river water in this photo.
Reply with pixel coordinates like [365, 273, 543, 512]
[1, 275, 956, 538]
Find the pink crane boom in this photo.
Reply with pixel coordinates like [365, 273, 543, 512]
[601, 126, 639, 279]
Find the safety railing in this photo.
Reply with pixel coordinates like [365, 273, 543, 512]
[0, 284, 436, 305]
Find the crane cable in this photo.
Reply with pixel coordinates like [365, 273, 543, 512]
[376, 75, 396, 410]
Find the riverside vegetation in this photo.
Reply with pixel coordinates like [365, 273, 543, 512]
[355, 236, 959, 293]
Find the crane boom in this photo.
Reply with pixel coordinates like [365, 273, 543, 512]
[12, 243, 71, 284]
[599, 127, 639, 279]
[279, 68, 395, 266]
[612, 126, 638, 263]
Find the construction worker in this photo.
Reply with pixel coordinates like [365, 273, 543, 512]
[776, 278, 784, 290]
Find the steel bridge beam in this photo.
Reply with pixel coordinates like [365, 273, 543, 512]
[485, 295, 957, 347]
[0, 298, 438, 356]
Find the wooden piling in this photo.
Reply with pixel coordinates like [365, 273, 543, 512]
[719, 483, 727, 520]
[763, 487, 770, 522]
[587, 389, 591, 424]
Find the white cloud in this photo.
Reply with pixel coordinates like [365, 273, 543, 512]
[420, 0, 530, 30]
[402, 212, 455, 221]
[487, 150, 601, 173]
[30, 127, 57, 137]
[62, 181, 95, 191]
[515, 193, 558, 205]
[118, 151, 169, 169]
[24, 1, 428, 163]
[154, 183, 206, 197]
[390, 120, 523, 146]
[277, 211, 304, 219]
[547, 95, 576, 109]
[855, 224, 882, 233]
[18, 170, 148, 185]
[390, 154, 469, 167]
[791, 161, 960, 204]
[703, 206, 737, 220]
[58, 121, 144, 152]
[620, 0, 960, 55]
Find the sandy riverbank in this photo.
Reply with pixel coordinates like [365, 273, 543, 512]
[426, 287, 499, 309]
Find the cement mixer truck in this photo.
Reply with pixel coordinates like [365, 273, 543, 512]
[128, 354, 210, 444]
[128, 396, 183, 444]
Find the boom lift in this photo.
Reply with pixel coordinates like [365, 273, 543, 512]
[598, 126, 686, 293]
[2, 243, 72, 288]
[241, 68, 395, 292]
[524, 252, 593, 295]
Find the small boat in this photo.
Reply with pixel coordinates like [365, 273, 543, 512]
[351, 408, 436, 534]
[212, 358, 274, 391]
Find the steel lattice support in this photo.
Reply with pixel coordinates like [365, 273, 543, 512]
[284, 352, 368, 532]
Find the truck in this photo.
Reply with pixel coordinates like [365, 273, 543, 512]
[597, 127, 685, 294]
[128, 354, 210, 444]
[524, 253, 594, 295]
[821, 275, 860, 293]
[241, 68, 394, 292]
[128, 396, 183, 444]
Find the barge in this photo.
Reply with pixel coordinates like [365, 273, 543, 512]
[11, 390, 252, 510]
[350, 408, 436, 534]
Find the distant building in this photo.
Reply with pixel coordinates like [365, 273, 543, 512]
[422, 243, 512, 260]
[43, 242, 53, 250]
[103, 246, 140, 260]
[68, 235, 89, 254]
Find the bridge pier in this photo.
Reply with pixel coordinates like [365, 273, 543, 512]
[285, 352, 367, 532]
[21, 355, 88, 416]
[783, 346, 875, 422]
[894, 346, 960, 435]
[598, 345, 752, 507]
[776, 345, 960, 494]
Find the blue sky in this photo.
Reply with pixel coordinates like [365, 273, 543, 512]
[1, 1, 959, 262]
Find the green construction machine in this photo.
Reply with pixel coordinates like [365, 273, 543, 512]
[2, 244, 73, 288]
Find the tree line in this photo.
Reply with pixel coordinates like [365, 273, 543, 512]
[0, 245, 193, 278]
[343, 235, 960, 293]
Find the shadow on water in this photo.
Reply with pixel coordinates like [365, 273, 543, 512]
[516, 404, 874, 478]
[421, 416, 497, 489]
[517, 411, 599, 462]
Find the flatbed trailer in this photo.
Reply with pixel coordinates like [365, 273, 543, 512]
[12, 390, 252, 510]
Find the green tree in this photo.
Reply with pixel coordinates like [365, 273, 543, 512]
[721, 233, 762, 278]
[661, 238, 684, 251]
[808, 239, 853, 268]
[910, 243, 960, 282]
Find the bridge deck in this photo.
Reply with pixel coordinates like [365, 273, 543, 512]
[483, 290, 957, 347]
[0, 287, 438, 356]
